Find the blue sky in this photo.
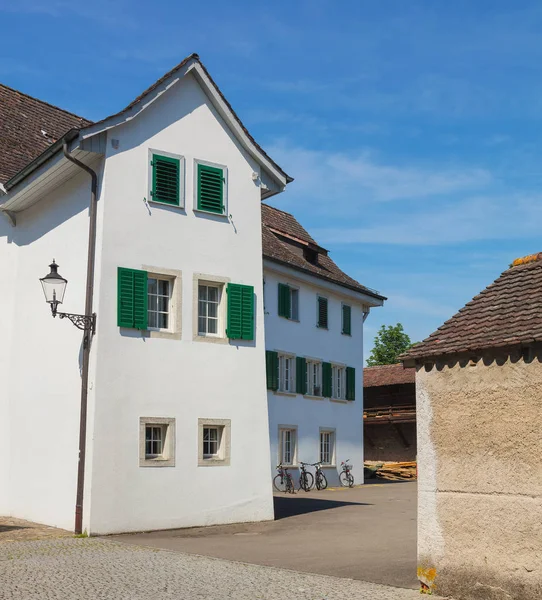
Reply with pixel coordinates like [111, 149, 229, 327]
[2, 1, 542, 360]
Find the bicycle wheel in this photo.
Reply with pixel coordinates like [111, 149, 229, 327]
[299, 472, 314, 492]
[348, 473, 355, 488]
[286, 475, 296, 494]
[316, 472, 328, 490]
[339, 471, 350, 487]
[273, 474, 287, 492]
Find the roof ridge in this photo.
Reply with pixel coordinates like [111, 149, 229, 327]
[261, 202, 296, 219]
[0, 83, 92, 124]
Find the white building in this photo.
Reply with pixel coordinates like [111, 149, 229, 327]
[0, 54, 292, 534]
[262, 205, 385, 486]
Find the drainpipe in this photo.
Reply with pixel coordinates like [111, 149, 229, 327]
[62, 141, 98, 535]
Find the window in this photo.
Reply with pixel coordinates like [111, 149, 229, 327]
[278, 283, 299, 320]
[306, 360, 322, 396]
[139, 417, 175, 467]
[317, 296, 328, 329]
[118, 266, 182, 338]
[196, 161, 227, 215]
[278, 354, 295, 393]
[203, 427, 220, 458]
[147, 277, 171, 330]
[279, 427, 297, 465]
[342, 304, 352, 336]
[332, 365, 346, 399]
[198, 284, 221, 336]
[148, 150, 184, 207]
[319, 430, 335, 465]
[198, 418, 231, 466]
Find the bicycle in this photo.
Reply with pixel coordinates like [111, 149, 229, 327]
[339, 459, 355, 488]
[312, 462, 328, 490]
[274, 463, 296, 494]
[298, 462, 314, 492]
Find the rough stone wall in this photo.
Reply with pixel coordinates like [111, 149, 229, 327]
[417, 356, 542, 600]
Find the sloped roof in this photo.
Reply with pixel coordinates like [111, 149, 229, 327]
[262, 204, 385, 300]
[0, 54, 290, 188]
[401, 253, 542, 362]
[363, 364, 415, 388]
[0, 84, 91, 184]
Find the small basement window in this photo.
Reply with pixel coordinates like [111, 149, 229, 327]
[139, 417, 175, 467]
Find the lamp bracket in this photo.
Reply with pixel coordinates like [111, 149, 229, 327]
[56, 311, 96, 334]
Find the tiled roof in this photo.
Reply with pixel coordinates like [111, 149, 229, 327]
[262, 204, 385, 300]
[401, 254, 542, 362]
[363, 364, 415, 388]
[0, 84, 91, 185]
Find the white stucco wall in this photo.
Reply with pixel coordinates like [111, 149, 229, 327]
[87, 72, 273, 534]
[264, 263, 370, 487]
[0, 165, 104, 530]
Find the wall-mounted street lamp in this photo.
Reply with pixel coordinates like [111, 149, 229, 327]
[40, 260, 96, 334]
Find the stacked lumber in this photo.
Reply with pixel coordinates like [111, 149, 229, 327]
[364, 461, 417, 480]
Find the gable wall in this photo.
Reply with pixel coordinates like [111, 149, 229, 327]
[88, 72, 273, 533]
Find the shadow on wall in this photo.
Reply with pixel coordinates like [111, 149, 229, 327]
[273, 495, 371, 520]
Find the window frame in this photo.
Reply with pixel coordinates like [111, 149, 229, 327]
[193, 273, 230, 344]
[193, 158, 228, 217]
[278, 352, 296, 394]
[319, 428, 336, 466]
[139, 417, 175, 467]
[148, 149, 185, 209]
[198, 418, 231, 466]
[278, 426, 298, 466]
[305, 359, 323, 397]
[332, 364, 347, 400]
[142, 266, 182, 340]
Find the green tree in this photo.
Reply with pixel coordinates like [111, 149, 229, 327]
[367, 323, 413, 366]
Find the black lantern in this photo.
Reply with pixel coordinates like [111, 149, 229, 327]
[39, 259, 96, 333]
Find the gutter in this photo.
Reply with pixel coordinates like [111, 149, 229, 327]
[62, 141, 99, 535]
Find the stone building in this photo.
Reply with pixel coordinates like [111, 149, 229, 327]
[363, 364, 416, 463]
[401, 253, 542, 599]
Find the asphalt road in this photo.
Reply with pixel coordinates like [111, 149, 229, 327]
[110, 480, 417, 590]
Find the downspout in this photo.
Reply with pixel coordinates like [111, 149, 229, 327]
[62, 141, 98, 535]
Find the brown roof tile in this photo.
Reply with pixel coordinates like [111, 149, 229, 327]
[401, 254, 542, 362]
[363, 364, 416, 388]
[0, 84, 91, 184]
[262, 204, 385, 300]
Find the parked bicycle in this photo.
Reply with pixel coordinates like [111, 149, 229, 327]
[312, 462, 328, 490]
[298, 462, 314, 492]
[339, 459, 354, 487]
[274, 463, 296, 494]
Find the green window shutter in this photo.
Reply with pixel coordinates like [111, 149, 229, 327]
[151, 154, 180, 205]
[322, 362, 332, 397]
[227, 283, 254, 340]
[296, 356, 307, 394]
[317, 296, 328, 328]
[197, 163, 224, 214]
[278, 283, 291, 318]
[266, 350, 279, 390]
[342, 305, 352, 335]
[117, 267, 148, 330]
[346, 367, 356, 401]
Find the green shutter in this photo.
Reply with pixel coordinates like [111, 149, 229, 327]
[296, 356, 307, 394]
[322, 362, 332, 397]
[317, 296, 328, 328]
[278, 283, 291, 318]
[117, 267, 148, 330]
[151, 154, 180, 205]
[227, 283, 254, 340]
[342, 305, 352, 335]
[197, 163, 224, 214]
[266, 350, 279, 390]
[346, 367, 356, 401]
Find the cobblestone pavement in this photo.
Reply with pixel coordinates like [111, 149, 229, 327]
[0, 517, 71, 543]
[0, 537, 423, 600]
